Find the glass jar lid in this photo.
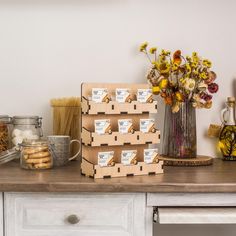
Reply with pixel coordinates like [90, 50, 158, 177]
[19, 139, 48, 147]
[0, 115, 12, 124]
[12, 116, 42, 127]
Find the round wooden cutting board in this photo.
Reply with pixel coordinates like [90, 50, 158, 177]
[158, 155, 213, 166]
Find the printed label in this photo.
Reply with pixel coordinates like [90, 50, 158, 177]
[118, 119, 133, 134]
[94, 119, 111, 134]
[98, 151, 115, 167]
[92, 88, 109, 103]
[140, 119, 155, 133]
[121, 150, 137, 165]
[144, 149, 158, 164]
[137, 89, 153, 103]
[116, 88, 131, 103]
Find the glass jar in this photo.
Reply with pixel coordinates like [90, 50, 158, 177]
[20, 140, 53, 169]
[12, 116, 43, 146]
[0, 115, 13, 152]
[162, 101, 197, 158]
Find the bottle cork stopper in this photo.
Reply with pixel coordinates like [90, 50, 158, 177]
[227, 97, 235, 102]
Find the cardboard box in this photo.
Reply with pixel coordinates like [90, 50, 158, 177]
[118, 119, 134, 134]
[98, 151, 115, 167]
[92, 88, 110, 103]
[140, 119, 155, 133]
[137, 89, 153, 103]
[144, 148, 158, 164]
[116, 88, 132, 103]
[94, 119, 111, 134]
[121, 150, 137, 165]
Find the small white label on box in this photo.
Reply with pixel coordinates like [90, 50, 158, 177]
[98, 151, 114, 167]
[94, 119, 111, 134]
[116, 88, 131, 103]
[92, 88, 109, 103]
[140, 119, 155, 133]
[121, 150, 137, 165]
[137, 89, 153, 103]
[144, 148, 158, 164]
[118, 119, 133, 134]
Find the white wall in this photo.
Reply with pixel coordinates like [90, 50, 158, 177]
[0, 0, 235, 158]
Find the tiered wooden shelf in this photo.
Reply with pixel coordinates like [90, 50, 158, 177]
[82, 97, 158, 115]
[82, 127, 160, 146]
[81, 83, 163, 179]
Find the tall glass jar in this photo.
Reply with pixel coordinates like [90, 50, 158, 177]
[162, 101, 197, 158]
[0, 115, 13, 152]
[12, 116, 43, 146]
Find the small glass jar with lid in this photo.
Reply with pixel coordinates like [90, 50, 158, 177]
[20, 140, 53, 170]
[0, 115, 13, 153]
[12, 116, 43, 146]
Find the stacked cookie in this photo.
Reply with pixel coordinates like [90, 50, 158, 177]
[21, 145, 53, 169]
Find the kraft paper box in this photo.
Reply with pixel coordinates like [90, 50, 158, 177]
[140, 119, 155, 133]
[118, 119, 133, 134]
[98, 151, 115, 167]
[94, 119, 111, 134]
[137, 89, 153, 103]
[121, 150, 137, 165]
[92, 88, 109, 103]
[116, 88, 131, 103]
[144, 148, 158, 164]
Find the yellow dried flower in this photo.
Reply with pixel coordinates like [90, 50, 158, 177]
[152, 86, 161, 95]
[186, 56, 192, 61]
[203, 59, 212, 68]
[179, 77, 186, 85]
[139, 42, 148, 52]
[172, 62, 179, 71]
[186, 63, 191, 74]
[161, 49, 171, 56]
[159, 62, 170, 74]
[159, 78, 169, 89]
[191, 61, 198, 68]
[192, 70, 199, 76]
[175, 92, 184, 102]
[200, 72, 208, 79]
[149, 47, 157, 54]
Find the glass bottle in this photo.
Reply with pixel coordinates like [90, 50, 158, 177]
[219, 97, 236, 160]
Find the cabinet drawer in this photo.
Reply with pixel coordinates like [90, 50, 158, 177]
[4, 193, 146, 236]
[156, 207, 236, 224]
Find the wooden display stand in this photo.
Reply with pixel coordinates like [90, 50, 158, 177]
[81, 83, 163, 179]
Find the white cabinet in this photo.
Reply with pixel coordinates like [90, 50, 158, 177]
[4, 193, 147, 236]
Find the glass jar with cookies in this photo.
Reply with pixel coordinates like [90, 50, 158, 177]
[20, 140, 53, 170]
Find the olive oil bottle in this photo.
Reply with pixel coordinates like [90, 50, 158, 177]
[219, 97, 236, 160]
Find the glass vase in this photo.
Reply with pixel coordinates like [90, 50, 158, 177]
[162, 101, 197, 158]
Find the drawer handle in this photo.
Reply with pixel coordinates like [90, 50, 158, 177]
[67, 214, 80, 224]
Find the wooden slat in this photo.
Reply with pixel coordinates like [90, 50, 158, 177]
[82, 127, 160, 147]
[81, 158, 163, 179]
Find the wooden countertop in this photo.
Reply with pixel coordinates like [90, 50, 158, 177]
[0, 159, 236, 193]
